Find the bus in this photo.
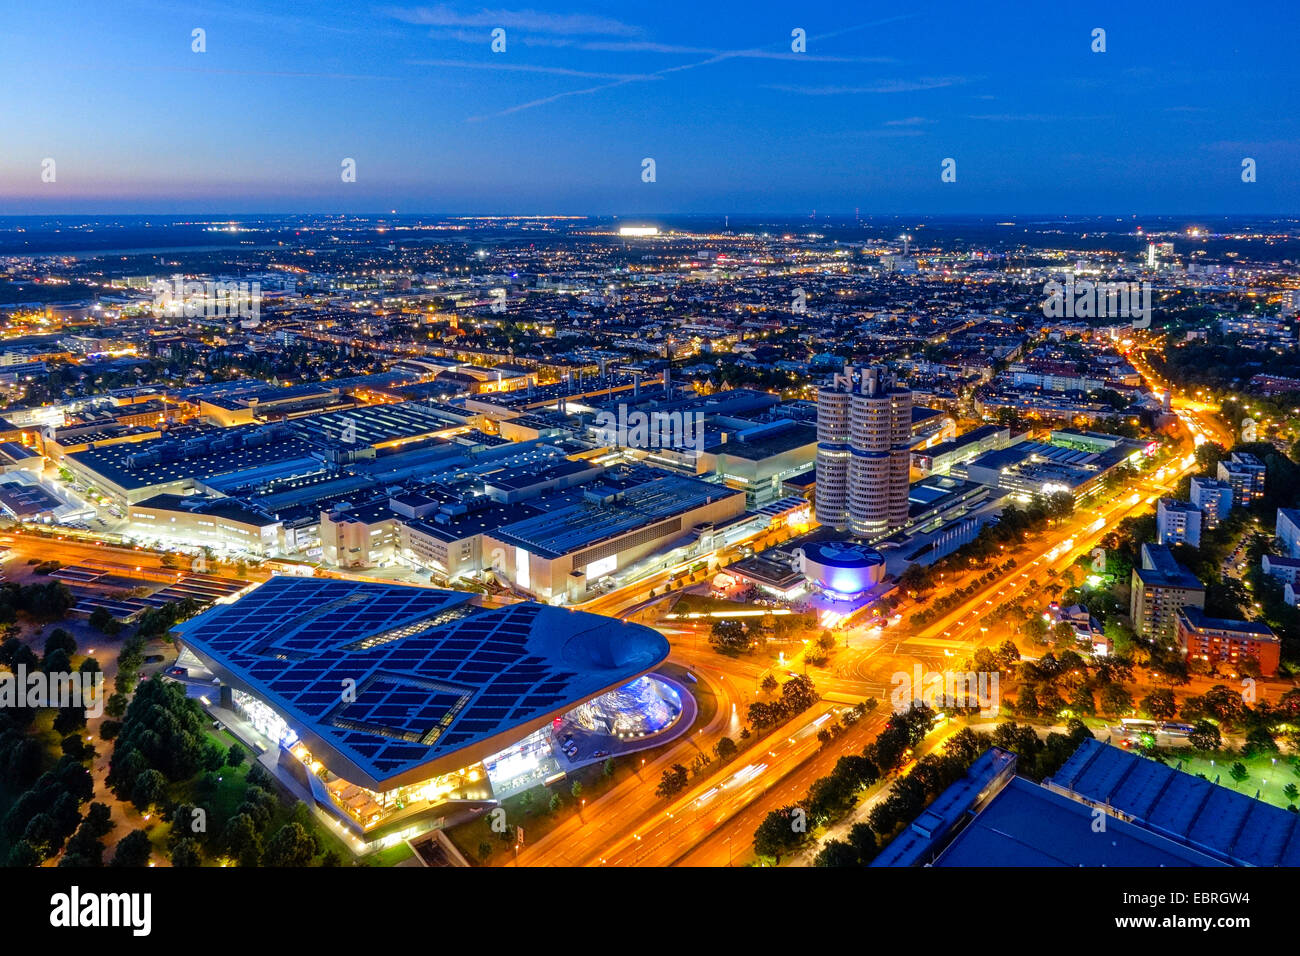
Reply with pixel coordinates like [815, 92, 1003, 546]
[1119, 718, 1158, 738]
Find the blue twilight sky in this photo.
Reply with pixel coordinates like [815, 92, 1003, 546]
[2, 0, 1299, 215]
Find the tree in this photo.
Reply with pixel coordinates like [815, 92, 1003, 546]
[6, 840, 40, 868]
[89, 607, 121, 635]
[1188, 720, 1221, 752]
[1141, 688, 1177, 721]
[753, 806, 806, 862]
[1243, 727, 1278, 757]
[61, 825, 106, 868]
[760, 673, 778, 695]
[779, 674, 819, 715]
[82, 802, 113, 839]
[22, 813, 59, 858]
[170, 838, 202, 868]
[547, 792, 562, 814]
[201, 742, 225, 772]
[995, 640, 1020, 667]
[131, 769, 166, 815]
[1023, 616, 1049, 644]
[226, 743, 247, 768]
[601, 758, 615, 779]
[813, 839, 860, 867]
[1098, 683, 1134, 719]
[714, 736, 738, 762]
[264, 822, 317, 867]
[110, 829, 153, 868]
[42, 648, 71, 677]
[43, 628, 77, 659]
[708, 618, 749, 656]
[1014, 685, 1040, 718]
[1229, 762, 1249, 784]
[847, 822, 879, 864]
[569, 780, 583, 801]
[655, 764, 689, 800]
[221, 813, 260, 861]
[1068, 684, 1096, 717]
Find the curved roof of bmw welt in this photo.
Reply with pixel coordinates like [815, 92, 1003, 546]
[173, 576, 670, 791]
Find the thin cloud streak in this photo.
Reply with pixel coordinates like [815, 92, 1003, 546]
[383, 4, 642, 37]
[766, 77, 970, 95]
[469, 15, 919, 121]
[409, 58, 657, 81]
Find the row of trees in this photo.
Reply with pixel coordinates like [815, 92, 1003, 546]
[745, 675, 820, 733]
[753, 703, 937, 863]
[813, 719, 1098, 867]
[1008, 651, 1136, 722]
[0, 580, 76, 622]
[906, 560, 1018, 629]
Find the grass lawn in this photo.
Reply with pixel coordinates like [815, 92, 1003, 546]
[368, 841, 415, 866]
[670, 593, 755, 616]
[1164, 751, 1300, 810]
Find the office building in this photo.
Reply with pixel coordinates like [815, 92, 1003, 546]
[815, 365, 912, 536]
[1262, 553, 1300, 589]
[484, 473, 746, 603]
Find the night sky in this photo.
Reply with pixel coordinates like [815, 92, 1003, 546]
[3, 0, 1298, 214]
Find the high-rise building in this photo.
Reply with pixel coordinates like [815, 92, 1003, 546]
[1275, 507, 1300, 558]
[1217, 452, 1266, 507]
[1131, 543, 1205, 646]
[1156, 498, 1201, 548]
[1189, 476, 1233, 528]
[815, 365, 912, 537]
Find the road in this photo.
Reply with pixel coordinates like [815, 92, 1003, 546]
[670, 708, 891, 867]
[514, 664, 745, 866]
[592, 703, 845, 867]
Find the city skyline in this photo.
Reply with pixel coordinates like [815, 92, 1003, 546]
[3, 0, 1300, 915]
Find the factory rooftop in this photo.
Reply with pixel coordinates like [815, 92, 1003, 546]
[65, 426, 323, 493]
[489, 473, 739, 559]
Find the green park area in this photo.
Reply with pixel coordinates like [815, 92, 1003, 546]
[1164, 751, 1300, 811]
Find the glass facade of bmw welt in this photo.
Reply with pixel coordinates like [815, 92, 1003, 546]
[237, 673, 684, 832]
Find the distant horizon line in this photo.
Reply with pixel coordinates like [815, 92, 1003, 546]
[1, 211, 1297, 221]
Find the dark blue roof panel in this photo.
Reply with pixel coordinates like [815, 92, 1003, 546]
[173, 576, 669, 788]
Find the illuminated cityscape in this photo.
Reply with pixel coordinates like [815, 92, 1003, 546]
[1, 4, 1298, 939]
